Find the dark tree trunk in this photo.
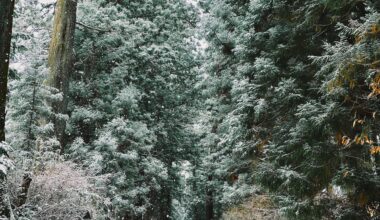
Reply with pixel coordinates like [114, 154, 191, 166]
[0, 0, 15, 218]
[0, 0, 15, 142]
[160, 186, 172, 220]
[47, 0, 77, 154]
[27, 81, 37, 149]
[205, 175, 214, 220]
[191, 165, 202, 220]
[158, 162, 174, 220]
[15, 173, 32, 208]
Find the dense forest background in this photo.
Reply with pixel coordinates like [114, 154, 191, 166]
[0, 0, 380, 219]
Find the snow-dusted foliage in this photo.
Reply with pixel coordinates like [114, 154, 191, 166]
[66, 0, 198, 219]
[195, 0, 380, 219]
[2, 0, 380, 219]
[0, 142, 12, 176]
[8, 161, 108, 219]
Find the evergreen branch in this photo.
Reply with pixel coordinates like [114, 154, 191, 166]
[75, 21, 111, 33]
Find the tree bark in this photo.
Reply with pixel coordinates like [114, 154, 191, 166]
[0, 0, 15, 142]
[27, 81, 37, 149]
[158, 160, 176, 220]
[160, 185, 172, 220]
[47, 0, 77, 154]
[0, 0, 15, 218]
[15, 173, 32, 208]
[205, 175, 214, 220]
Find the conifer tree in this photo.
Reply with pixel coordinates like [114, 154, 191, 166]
[67, 0, 198, 218]
[198, 0, 380, 219]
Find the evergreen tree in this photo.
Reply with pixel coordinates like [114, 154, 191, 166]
[3, 0, 380, 219]
[198, 0, 380, 219]
[67, 0, 199, 218]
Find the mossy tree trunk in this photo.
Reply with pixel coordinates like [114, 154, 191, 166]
[47, 0, 77, 153]
[0, 0, 15, 218]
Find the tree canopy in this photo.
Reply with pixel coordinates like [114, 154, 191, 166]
[0, 0, 379, 219]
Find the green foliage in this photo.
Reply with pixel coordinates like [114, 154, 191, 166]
[197, 0, 380, 219]
[66, 0, 199, 218]
[5, 0, 380, 219]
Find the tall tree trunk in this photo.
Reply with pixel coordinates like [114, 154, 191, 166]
[27, 81, 37, 149]
[160, 186, 172, 220]
[205, 174, 214, 220]
[0, 0, 15, 142]
[0, 0, 15, 218]
[47, 0, 77, 154]
[159, 161, 174, 220]
[14, 173, 32, 208]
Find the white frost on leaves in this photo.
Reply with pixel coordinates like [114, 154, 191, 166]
[9, 62, 26, 72]
[38, 0, 55, 5]
[0, 156, 13, 175]
[0, 163, 7, 175]
[0, 142, 13, 175]
[0, 141, 12, 152]
[25, 162, 108, 219]
[332, 185, 345, 198]
[186, 0, 198, 6]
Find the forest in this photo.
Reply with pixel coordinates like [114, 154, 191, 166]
[0, 0, 380, 219]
